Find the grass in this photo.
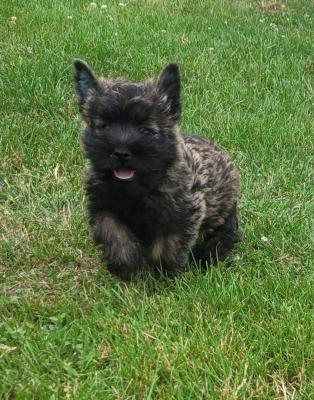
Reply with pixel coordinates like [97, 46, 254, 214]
[0, 0, 313, 398]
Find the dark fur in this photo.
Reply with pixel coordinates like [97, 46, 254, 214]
[74, 60, 240, 280]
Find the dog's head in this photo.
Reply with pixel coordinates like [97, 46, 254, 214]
[74, 60, 181, 194]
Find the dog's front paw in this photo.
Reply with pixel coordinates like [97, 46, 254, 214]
[107, 263, 138, 281]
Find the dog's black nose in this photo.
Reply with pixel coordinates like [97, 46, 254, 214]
[111, 148, 132, 161]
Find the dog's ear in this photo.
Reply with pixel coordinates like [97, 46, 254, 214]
[73, 59, 99, 103]
[156, 63, 181, 121]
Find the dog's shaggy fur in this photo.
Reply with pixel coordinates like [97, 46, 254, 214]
[74, 60, 240, 280]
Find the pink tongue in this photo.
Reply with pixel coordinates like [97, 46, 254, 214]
[113, 169, 135, 180]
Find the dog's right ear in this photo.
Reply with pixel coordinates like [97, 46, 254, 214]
[156, 63, 181, 121]
[73, 59, 99, 103]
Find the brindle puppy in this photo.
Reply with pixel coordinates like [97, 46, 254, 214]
[74, 61, 240, 280]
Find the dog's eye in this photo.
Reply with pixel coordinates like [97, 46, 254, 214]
[140, 127, 159, 137]
[96, 123, 109, 131]
[139, 127, 151, 135]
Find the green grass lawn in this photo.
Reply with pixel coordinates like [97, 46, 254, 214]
[1, 0, 314, 398]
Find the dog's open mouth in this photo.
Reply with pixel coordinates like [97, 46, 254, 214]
[113, 169, 135, 181]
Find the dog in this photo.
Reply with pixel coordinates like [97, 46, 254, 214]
[74, 60, 240, 280]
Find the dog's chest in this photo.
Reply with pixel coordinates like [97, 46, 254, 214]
[128, 203, 162, 246]
[108, 198, 160, 246]
[110, 193, 182, 247]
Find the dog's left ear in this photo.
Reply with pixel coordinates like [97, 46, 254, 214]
[156, 63, 181, 121]
[73, 59, 99, 104]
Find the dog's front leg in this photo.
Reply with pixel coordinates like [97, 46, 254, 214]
[91, 214, 143, 280]
[149, 199, 206, 275]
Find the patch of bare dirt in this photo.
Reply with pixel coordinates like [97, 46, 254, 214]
[261, 1, 286, 13]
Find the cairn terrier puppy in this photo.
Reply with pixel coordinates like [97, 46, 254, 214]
[74, 60, 240, 280]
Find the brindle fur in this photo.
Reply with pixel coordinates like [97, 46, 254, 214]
[74, 60, 240, 280]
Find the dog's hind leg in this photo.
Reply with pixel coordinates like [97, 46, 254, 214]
[192, 203, 241, 265]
